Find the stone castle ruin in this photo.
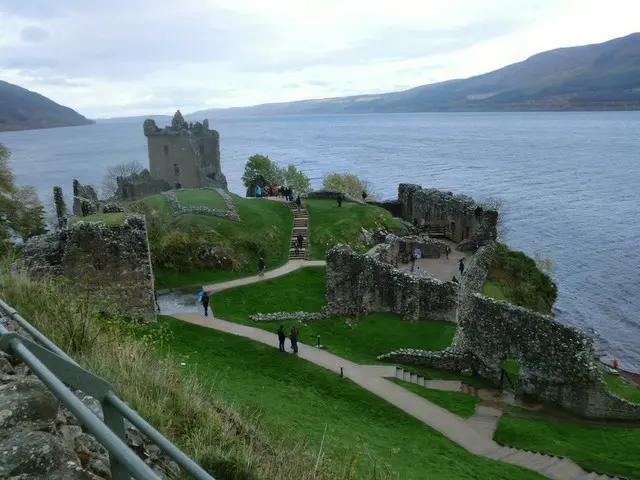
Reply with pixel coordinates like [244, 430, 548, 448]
[142, 111, 227, 192]
[18, 215, 156, 322]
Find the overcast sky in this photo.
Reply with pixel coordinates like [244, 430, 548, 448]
[0, 0, 638, 118]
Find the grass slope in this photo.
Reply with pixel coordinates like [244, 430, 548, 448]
[175, 189, 228, 210]
[495, 413, 640, 480]
[212, 267, 455, 364]
[305, 199, 403, 260]
[603, 372, 640, 403]
[391, 379, 480, 418]
[78, 192, 292, 289]
[161, 316, 543, 480]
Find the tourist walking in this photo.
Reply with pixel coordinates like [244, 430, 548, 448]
[290, 326, 299, 354]
[295, 195, 302, 211]
[258, 257, 266, 277]
[295, 233, 304, 256]
[201, 291, 210, 317]
[410, 252, 416, 272]
[277, 325, 286, 352]
[255, 185, 262, 197]
[459, 258, 465, 276]
[337, 194, 343, 208]
[445, 246, 450, 260]
[361, 191, 368, 202]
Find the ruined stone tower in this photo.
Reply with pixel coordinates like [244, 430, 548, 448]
[143, 111, 228, 190]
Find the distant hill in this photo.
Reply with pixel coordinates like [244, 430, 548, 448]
[0, 81, 94, 132]
[193, 32, 640, 117]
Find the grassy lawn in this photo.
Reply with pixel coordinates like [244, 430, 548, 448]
[175, 189, 228, 210]
[603, 372, 640, 403]
[68, 212, 128, 225]
[305, 199, 404, 260]
[160, 316, 544, 480]
[391, 379, 480, 418]
[212, 267, 456, 364]
[494, 412, 640, 479]
[134, 193, 292, 289]
[482, 281, 509, 302]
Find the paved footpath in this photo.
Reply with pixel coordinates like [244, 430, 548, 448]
[176, 267, 618, 480]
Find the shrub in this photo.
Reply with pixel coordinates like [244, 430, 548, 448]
[489, 243, 558, 313]
[321, 172, 376, 200]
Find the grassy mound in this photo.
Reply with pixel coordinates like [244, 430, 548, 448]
[603, 372, 640, 403]
[175, 188, 228, 210]
[305, 199, 404, 260]
[494, 410, 640, 479]
[0, 261, 334, 480]
[483, 243, 557, 314]
[212, 267, 455, 364]
[390, 379, 480, 418]
[161, 316, 543, 480]
[77, 191, 292, 289]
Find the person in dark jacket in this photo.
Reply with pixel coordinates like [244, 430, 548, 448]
[337, 194, 343, 208]
[201, 291, 210, 317]
[361, 191, 368, 201]
[258, 258, 266, 276]
[277, 325, 286, 352]
[295, 196, 302, 211]
[459, 258, 465, 276]
[290, 326, 298, 354]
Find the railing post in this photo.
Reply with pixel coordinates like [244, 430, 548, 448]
[103, 400, 130, 480]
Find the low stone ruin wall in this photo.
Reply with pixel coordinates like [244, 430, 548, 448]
[0, 313, 177, 478]
[162, 188, 240, 221]
[397, 184, 498, 243]
[326, 245, 458, 322]
[367, 200, 402, 217]
[379, 242, 640, 419]
[20, 215, 156, 322]
[117, 169, 171, 201]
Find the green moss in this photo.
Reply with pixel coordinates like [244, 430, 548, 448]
[484, 243, 557, 314]
[305, 199, 404, 260]
[390, 379, 480, 418]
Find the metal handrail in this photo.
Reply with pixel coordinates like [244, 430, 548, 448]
[0, 299, 215, 480]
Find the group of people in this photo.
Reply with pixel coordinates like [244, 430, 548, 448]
[277, 325, 299, 353]
[254, 184, 295, 201]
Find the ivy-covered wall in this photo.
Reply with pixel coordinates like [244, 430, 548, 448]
[20, 215, 156, 322]
[326, 244, 458, 322]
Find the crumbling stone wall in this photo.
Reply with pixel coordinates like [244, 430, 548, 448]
[380, 242, 640, 419]
[116, 169, 171, 200]
[20, 215, 156, 322]
[72, 179, 100, 217]
[326, 244, 458, 322]
[397, 184, 498, 243]
[0, 312, 178, 478]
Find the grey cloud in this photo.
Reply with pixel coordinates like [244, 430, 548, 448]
[20, 26, 50, 43]
[0, 1, 277, 81]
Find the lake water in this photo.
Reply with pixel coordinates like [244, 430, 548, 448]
[2, 112, 639, 370]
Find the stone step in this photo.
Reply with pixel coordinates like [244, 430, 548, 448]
[526, 453, 557, 470]
[487, 446, 518, 460]
[501, 450, 534, 465]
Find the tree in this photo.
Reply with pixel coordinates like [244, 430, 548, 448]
[241, 154, 283, 189]
[282, 164, 311, 195]
[101, 160, 144, 199]
[0, 142, 45, 244]
[322, 172, 375, 200]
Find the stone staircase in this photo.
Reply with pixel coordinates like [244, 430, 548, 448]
[289, 203, 308, 260]
[391, 367, 622, 480]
